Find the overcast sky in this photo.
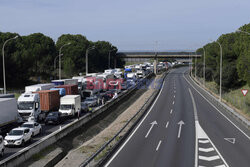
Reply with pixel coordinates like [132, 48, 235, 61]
[0, 0, 249, 51]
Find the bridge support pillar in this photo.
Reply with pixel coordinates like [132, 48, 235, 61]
[154, 58, 157, 74]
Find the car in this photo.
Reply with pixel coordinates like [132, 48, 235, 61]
[4, 127, 32, 147]
[21, 122, 42, 137]
[83, 97, 98, 107]
[45, 112, 62, 125]
[0, 135, 4, 157]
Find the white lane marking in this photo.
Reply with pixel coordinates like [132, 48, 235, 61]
[199, 147, 215, 152]
[156, 140, 162, 151]
[177, 120, 185, 138]
[224, 138, 235, 144]
[174, 90, 176, 93]
[199, 155, 220, 161]
[215, 165, 226, 167]
[105, 78, 166, 167]
[184, 72, 250, 140]
[145, 121, 157, 138]
[174, 95, 175, 98]
[166, 121, 169, 128]
[198, 140, 209, 144]
[173, 101, 175, 105]
[170, 109, 173, 114]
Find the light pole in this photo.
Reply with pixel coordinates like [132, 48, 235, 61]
[59, 43, 71, 80]
[215, 41, 223, 101]
[2, 35, 18, 94]
[195, 52, 197, 79]
[108, 49, 116, 69]
[201, 47, 206, 87]
[85, 46, 95, 75]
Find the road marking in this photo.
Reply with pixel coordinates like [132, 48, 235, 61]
[198, 140, 209, 144]
[105, 78, 166, 167]
[170, 109, 173, 114]
[224, 138, 235, 144]
[173, 101, 175, 105]
[199, 155, 220, 161]
[166, 121, 169, 128]
[177, 120, 185, 138]
[145, 121, 157, 138]
[184, 72, 250, 140]
[199, 147, 215, 152]
[156, 140, 162, 151]
[174, 90, 176, 93]
[174, 95, 175, 98]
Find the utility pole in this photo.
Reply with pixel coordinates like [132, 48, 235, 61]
[59, 43, 71, 80]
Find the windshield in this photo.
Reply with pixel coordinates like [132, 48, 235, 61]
[21, 124, 34, 128]
[9, 130, 23, 136]
[48, 112, 58, 116]
[18, 102, 34, 110]
[60, 105, 72, 110]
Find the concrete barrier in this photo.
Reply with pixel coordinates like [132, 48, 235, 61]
[0, 73, 153, 167]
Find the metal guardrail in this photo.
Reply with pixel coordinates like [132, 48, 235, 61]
[80, 71, 168, 167]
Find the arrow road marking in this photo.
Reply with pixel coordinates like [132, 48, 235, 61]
[177, 120, 185, 138]
[156, 140, 162, 151]
[224, 138, 235, 144]
[145, 121, 157, 138]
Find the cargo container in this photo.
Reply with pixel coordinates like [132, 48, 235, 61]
[0, 98, 23, 135]
[50, 88, 66, 96]
[34, 90, 60, 112]
[25, 83, 55, 93]
[56, 85, 78, 95]
[51, 80, 65, 86]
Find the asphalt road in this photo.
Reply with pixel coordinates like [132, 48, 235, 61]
[105, 67, 250, 167]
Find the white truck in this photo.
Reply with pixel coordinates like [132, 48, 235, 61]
[17, 93, 45, 122]
[59, 95, 81, 117]
[136, 70, 146, 78]
[0, 98, 23, 135]
[25, 83, 55, 93]
[64, 79, 78, 85]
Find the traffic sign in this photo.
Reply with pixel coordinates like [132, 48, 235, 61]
[241, 89, 248, 96]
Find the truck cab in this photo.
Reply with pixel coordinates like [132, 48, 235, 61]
[17, 93, 43, 122]
[59, 95, 81, 117]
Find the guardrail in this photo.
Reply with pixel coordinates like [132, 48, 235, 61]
[189, 74, 250, 129]
[80, 71, 168, 167]
[0, 73, 154, 167]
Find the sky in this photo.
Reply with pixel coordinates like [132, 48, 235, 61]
[0, 0, 249, 51]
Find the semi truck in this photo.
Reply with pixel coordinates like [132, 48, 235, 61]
[0, 98, 23, 135]
[25, 83, 55, 93]
[59, 95, 81, 117]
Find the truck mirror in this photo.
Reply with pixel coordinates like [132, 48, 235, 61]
[35, 102, 39, 109]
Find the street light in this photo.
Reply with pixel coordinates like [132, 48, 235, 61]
[2, 35, 18, 94]
[58, 42, 71, 80]
[108, 48, 116, 69]
[201, 47, 206, 87]
[85, 46, 95, 75]
[215, 41, 223, 102]
[195, 52, 197, 79]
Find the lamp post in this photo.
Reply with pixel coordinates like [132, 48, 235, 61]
[215, 41, 223, 101]
[2, 35, 18, 94]
[201, 47, 206, 87]
[58, 43, 71, 80]
[195, 52, 197, 79]
[85, 46, 95, 75]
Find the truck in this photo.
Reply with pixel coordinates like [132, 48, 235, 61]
[59, 95, 81, 117]
[64, 79, 78, 85]
[25, 83, 55, 93]
[56, 85, 78, 95]
[0, 98, 23, 135]
[17, 93, 43, 122]
[51, 80, 65, 86]
[34, 90, 60, 113]
[136, 70, 146, 78]
[124, 68, 132, 79]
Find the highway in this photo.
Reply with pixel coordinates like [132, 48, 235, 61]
[105, 67, 250, 167]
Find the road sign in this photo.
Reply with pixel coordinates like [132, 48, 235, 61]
[241, 89, 248, 96]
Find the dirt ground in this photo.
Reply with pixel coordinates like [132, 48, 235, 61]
[55, 75, 162, 167]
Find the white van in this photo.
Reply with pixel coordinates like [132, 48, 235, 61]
[59, 95, 81, 117]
